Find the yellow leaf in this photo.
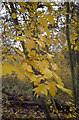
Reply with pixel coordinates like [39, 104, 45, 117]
[2, 63, 15, 76]
[47, 82, 57, 97]
[28, 52, 37, 60]
[74, 46, 77, 50]
[33, 84, 48, 97]
[24, 30, 32, 38]
[18, 2, 26, 7]
[24, 69, 36, 82]
[33, 75, 45, 85]
[56, 84, 72, 96]
[72, 41, 75, 45]
[6, 33, 14, 36]
[38, 34, 44, 42]
[51, 62, 58, 70]
[30, 22, 35, 29]
[52, 71, 64, 87]
[31, 61, 42, 72]
[50, 105, 53, 109]
[38, 34, 52, 46]
[37, 25, 45, 34]
[31, 60, 49, 73]
[15, 48, 26, 59]
[71, 45, 73, 49]
[21, 62, 33, 72]
[33, 77, 42, 85]
[34, 38, 45, 48]
[42, 60, 49, 68]
[44, 26, 51, 37]
[14, 62, 26, 81]
[19, 8, 26, 13]
[42, 68, 53, 79]
[15, 36, 26, 41]
[12, 13, 17, 19]
[47, 53, 54, 60]
[25, 39, 35, 51]
[31, 2, 37, 11]
[38, 17, 47, 27]
[20, 96, 24, 101]
[44, 14, 55, 25]
[17, 31, 22, 34]
[45, 3, 53, 12]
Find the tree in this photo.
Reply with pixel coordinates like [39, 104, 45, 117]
[65, 2, 79, 107]
[1, 1, 79, 119]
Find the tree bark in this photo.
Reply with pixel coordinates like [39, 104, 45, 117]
[66, 2, 77, 107]
[76, 5, 79, 107]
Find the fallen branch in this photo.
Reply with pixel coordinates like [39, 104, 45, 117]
[2, 89, 44, 109]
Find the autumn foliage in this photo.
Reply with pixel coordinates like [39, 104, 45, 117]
[1, 1, 79, 119]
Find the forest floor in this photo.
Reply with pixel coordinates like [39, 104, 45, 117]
[2, 76, 79, 120]
[2, 90, 79, 120]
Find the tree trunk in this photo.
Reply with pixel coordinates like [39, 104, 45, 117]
[76, 5, 79, 107]
[66, 2, 77, 107]
[39, 97, 53, 120]
[76, 51, 79, 104]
